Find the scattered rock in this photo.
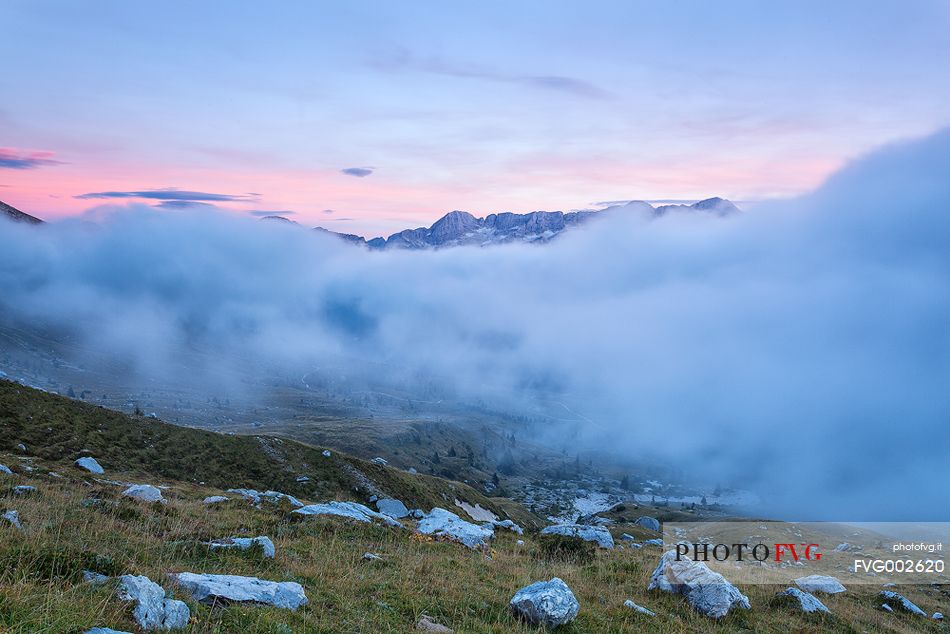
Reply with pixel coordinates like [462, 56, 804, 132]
[295, 475, 310, 482]
[643, 539, 663, 546]
[117, 574, 190, 630]
[623, 599, 656, 616]
[621, 533, 636, 541]
[487, 519, 524, 535]
[13, 485, 35, 495]
[122, 484, 166, 504]
[794, 575, 846, 594]
[933, 612, 943, 620]
[2, 509, 22, 529]
[540, 524, 614, 549]
[293, 501, 402, 527]
[169, 572, 308, 610]
[85, 629, 133, 634]
[509, 577, 580, 628]
[75, 457, 105, 474]
[407, 467, 418, 474]
[774, 587, 830, 613]
[202, 495, 229, 505]
[83, 570, 111, 585]
[362, 552, 383, 562]
[376, 498, 410, 519]
[411, 509, 425, 519]
[209, 536, 275, 559]
[16, 443, 26, 452]
[416, 614, 453, 632]
[371, 457, 388, 466]
[516, 540, 525, 546]
[416, 508, 494, 549]
[834, 542, 859, 552]
[227, 488, 303, 508]
[635, 516, 661, 532]
[0, 464, 12, 475]
[322, 450, 332, 457]
[648, 550, 751, 619]
[879, 590, 926, 616]
[881, 603, 894, 613]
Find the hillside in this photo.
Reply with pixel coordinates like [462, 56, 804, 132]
[2, 379, 948, 632]
[0, 379, 536, 530]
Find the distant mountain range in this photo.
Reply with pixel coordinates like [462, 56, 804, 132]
[305, 197, 740, 250]
[0, 199, 43, 224]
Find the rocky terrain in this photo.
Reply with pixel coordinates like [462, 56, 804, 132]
[0, 199, 43, 224]
[2, 380, 948, 632]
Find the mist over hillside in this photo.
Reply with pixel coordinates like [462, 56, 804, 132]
[1, 129, 949, 521]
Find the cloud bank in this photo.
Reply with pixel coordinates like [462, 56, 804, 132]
[0, 147, 63, 170]
[1, 129, 949, 521]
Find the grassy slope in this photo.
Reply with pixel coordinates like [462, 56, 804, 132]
[1, 380, 948, 633]
[0, 379, 537, 530]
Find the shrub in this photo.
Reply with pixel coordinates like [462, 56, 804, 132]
[535, 534, 595, 564]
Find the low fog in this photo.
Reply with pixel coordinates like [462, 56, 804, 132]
[2, 129, 948, 521]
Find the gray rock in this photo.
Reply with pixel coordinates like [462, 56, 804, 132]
[295, 475, 310, 482]
[540, 524, 614, 549]
[407, 467, 418, 475]
[322, 450, 332, 457]
[371, 457, 388, 466]
[13, 485, 35, 495]
[209, 536, 275, 559]
[933, 612, 944, 620]
[83, 570, 111, 585]
[16, 443, 26, 452]
[376, 498, 409, 519]
[623, 599, 656, 616]
[488, 519, 524, 535]
[879, 590, 926, 616]
[882, 603, 894, 612]
[635, 516, 661, 532]
[75, 457, 105, 474]
[293, 501, 402, 527]
[794, 575, 846, 594]
[202, 495, 229, 505]
[411, 509, 425, 519]
[0, 464, 12, 475]
[85, 629, 133, 634]
[227, 488, 303, 508]
[510, 577, 580, 628]
[516, 539, 525, 546]
[648, 550, 751, 619]
[362, 552, 383, 562]
[416, 507, 494, 549]
[2, 509, 22, 529]
[621, 533, 636, 541]
[169, 572, 308, 610]
[643, 538, 664, 546]
[117, 574, 190, 630]
[775, 587, 830, 613]
[122, 484, 166, 504]
[416, 614, 453, 632]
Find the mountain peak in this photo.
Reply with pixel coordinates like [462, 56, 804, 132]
[1, 199, 43, 224]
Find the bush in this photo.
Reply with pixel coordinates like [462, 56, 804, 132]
[535, 534, 595, 564]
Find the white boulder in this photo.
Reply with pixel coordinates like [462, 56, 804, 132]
[117, 574, 190, 630]
[208, 536, 275, 559]
[169, 572, 308, 610]
[122, 484, 166, 504]
[202, 495, 229, 505]
[648, 550, 751, 619]
[293, 501, 402, 527]
[933, 612, 943, 620]
[775, 587, 830, 613]
[13, 485, 35, 495]
[488, 519, 524, 535]
[509, 577, 580, 628]
[416, 508, 494, 549]
[85, 629, 133, 634]
[643, 539, 664, 546]
[540, 524, 614, 549]
[322, 450, 332, 457]
[75, 457, 105, 474]
[2, 509, 22, 529]
[376, 498, 410, 519]
[879, 590, 926, 616]
[794, 575, 846, 594]
[0, 464, 12, 475]
[635, 516, 661, 532]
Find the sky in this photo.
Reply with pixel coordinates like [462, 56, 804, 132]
[1, 0, 949, 236]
